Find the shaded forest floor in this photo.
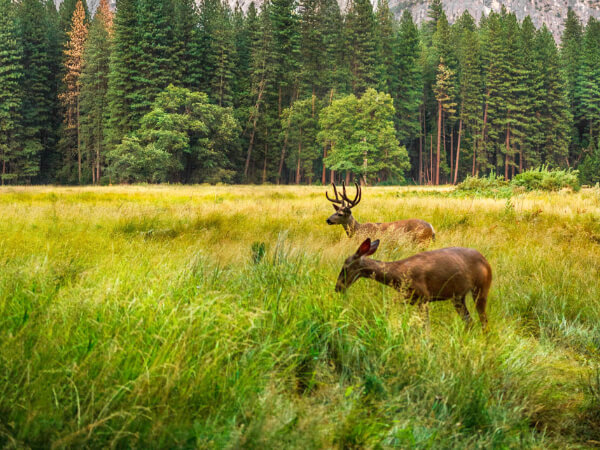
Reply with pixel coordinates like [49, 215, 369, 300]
[1, 185, 600, 448]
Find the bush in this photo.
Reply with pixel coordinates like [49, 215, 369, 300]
[456, 172, 512, 197]
[511, 166, 580, 192]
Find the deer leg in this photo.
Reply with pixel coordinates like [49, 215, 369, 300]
[451, 296, 472, 327]
[473, 290, 489, 332]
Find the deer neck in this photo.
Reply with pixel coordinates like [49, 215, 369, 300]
[358, 258, 401, 288]
[343, 216, 360, 237]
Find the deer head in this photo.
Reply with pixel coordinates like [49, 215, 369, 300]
[335, 238, 380, 292]
[325, 182, 361, 226]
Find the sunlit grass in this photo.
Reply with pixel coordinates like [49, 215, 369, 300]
[1, 185, 599, 447]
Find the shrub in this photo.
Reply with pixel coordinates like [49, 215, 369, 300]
[511, 166, 580, 192]
[456, 172, 512, 197]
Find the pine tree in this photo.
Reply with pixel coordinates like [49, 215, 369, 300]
[18, 0, 60, 181]
[560, 8, 584, 163]
[106, 0, 141, 147]
[59, 0, 88, 183]
[454, 11, 483, 183]
[345, 0, 376, 94]
[580, 17, 600, 152]
[135, 0, 178, 117]
[535, 26, 571, 167]
[244, 0, 276, 180]
[394, 10, 422, 181]
[320, 0, 347, 96]
[270, 0, 300, 112]
[374, 0, 396, 93]
[433, 59, 456, 184]
[281, 98, 319, 183]
[0, 0, 24, 184]
[80, 0, 112, 183]
[173, 0, 202, 90]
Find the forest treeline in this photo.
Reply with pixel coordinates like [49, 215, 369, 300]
[1, 0, 599, 185]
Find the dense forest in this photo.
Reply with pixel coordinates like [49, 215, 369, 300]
[0, 0, 599, 185]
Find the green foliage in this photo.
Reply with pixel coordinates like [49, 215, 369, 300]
[345, 0, 377, 94]
[108, 85, 240, 183]
[0, 0, 24, 184]
[456, 172, 511, 197]
[458, 167, 581, 195]
[512, 166, 581, 192]
[106, 135, 172, 183]
[319, 88, 409, 183]
[79, 3, 112, 184]
[281, 98, 320, 183]
[106, 0, 140, 146]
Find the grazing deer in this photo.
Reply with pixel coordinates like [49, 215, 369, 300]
[325, 182, 435, 242]
[335, 238, 492, 330]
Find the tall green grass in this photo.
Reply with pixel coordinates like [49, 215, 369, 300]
[0, 185, 599, 447]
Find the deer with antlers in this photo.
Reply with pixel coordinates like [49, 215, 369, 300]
[335, 238, 492, 330]
[326, 182, 435, 242]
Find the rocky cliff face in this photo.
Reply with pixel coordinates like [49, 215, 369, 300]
[392, 0, 600, 39]
[57, 0, 600, 40]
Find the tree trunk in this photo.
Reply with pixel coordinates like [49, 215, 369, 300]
[362, 137, 367, 186]
[322, 145, 328, 185]
[478, 91, 489, 176]
[245, 116, 258, 180]
[77, 96, 81, 184]
[454, 118, 462, 184]
[296, 128, 302, 184]
[419, 106, 423, 185]
[277, 114, 292, 184]
[345, 171, 350, 185]
[262, 141, 268, 184]
[450, 125, 453, 184]
[430, 135, 433, 185]
[519, 146, 523, 173]
[505, 124, 510, 180]
[244, 79, 265, 179]
[436, 101, 442, 185]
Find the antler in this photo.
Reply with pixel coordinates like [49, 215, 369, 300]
[326, 182, 345, 206]
[340, 182, 361, 209]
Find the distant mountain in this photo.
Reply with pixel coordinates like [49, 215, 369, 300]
[56, 0, 600, 40]
[391, 0, 600, 40]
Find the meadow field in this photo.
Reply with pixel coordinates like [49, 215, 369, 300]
[1, 184, 600, 448]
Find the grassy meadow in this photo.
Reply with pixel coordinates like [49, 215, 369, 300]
[1, 184, 600, 448]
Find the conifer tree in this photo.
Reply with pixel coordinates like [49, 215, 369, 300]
[394, 10, 422, 180]
[321, 0, 347, 96]
[270, 0, 300, 112]
[580, 17, 600, 151]
[281, 98, 319, 183]
[433, 59, 456, 184]
[106, 0, 141, 147]
[135, 0, 178, 117]
[173, 0, 202, 90]
[560, 8, 584, 162]
[374, 0, 396, 93]
[534, 25, 570, 167]
[454, 11, 483, 183]
[345, 0, 376, 94]
[18, 0, 60, 181]
[80, 0, 112, 183]
[59, 0, 88, 183]
[0, 0, 24, 184]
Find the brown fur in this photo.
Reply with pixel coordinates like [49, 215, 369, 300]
[336, 239, 492, 329]
[325, 182, 435, 243]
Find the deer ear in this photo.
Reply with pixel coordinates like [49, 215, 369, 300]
[356, 238, 372, 256]
[366, 239, 380, 256]
[332, 204, 340, 211]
